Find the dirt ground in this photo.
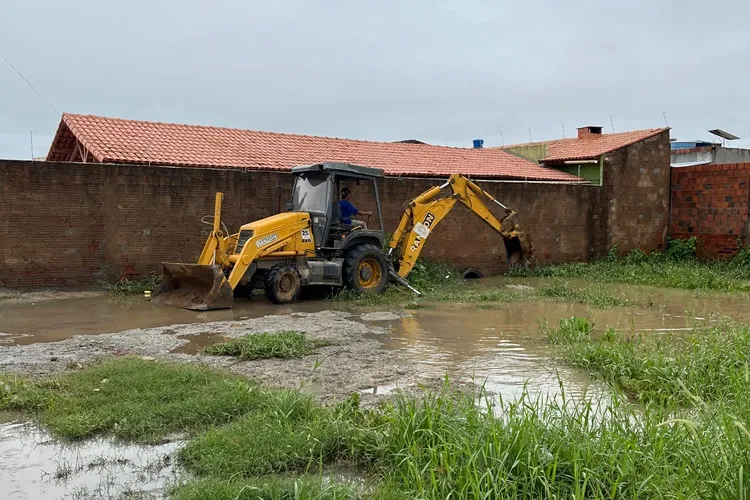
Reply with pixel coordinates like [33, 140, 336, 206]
[0, 310, 433, 406]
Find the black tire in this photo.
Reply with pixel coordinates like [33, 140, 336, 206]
[343, 244, 389, 294]
[264, 264, 302, 304]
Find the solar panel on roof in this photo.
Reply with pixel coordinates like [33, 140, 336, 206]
[708, 129, 740, 141]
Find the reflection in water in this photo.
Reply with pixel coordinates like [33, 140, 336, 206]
[380, 290, 750, 402]
[384, 306, 604, 401]
[0, 417, 181, 500]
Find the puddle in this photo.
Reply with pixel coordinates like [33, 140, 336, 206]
[0, 295, 347, 345]
[0, 418, 182, 499]
[170, 332, 232, 355]
[378, 304, 597, 401]
[2, 279, 749, 403]
[376, 291, 750, 401]
[359, 383, 399, 395]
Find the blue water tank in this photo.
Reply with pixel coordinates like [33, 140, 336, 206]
[473, 139, 484, 149]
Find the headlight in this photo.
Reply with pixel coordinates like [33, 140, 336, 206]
[236, 230, 254, 253]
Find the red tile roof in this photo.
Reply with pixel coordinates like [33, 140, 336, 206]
[503, 128, 668, 162]
[46, 114, 582, 182]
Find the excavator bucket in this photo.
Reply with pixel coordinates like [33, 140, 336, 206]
[151, 263, 233, 311]
[503, 230, 534, 268]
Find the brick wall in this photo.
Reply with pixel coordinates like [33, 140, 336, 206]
[604, 130, 672, 253]
[670, 163, 750, 258]
[0, 145, 669, 288]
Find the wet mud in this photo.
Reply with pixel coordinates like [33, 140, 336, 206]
[0, 311, 417, 405]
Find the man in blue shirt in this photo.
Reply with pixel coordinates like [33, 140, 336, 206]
[339, 187, 372, 228]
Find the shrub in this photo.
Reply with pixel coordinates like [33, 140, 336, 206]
[666, 237, 697, 261]
[624, 248, 649, 264]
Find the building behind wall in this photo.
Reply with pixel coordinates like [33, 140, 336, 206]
[503, 125, 672, 253]
[0, 114, 671, 288]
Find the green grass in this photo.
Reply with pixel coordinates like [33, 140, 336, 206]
[177, 377, 750, 499]
[6, 347, 750, 498]
[543, 316, 594, 344]
[109, 274, 162, 295]
[178, 388, 346, 477]
[175, 316, 750, 499]
[544, 316, 750, 405]
[517, 259, 750, 292]
[0, 358, 266, 443]
[171, 477, 358, 500]
[334, 258, 645, 310]
[204, 331, 333, 360]
[514, 239, 750, 292]
[339, 279, 637, 310]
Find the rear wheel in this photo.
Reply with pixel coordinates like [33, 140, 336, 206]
[343, 244, 389, 294]
[264, 264, 302, 304]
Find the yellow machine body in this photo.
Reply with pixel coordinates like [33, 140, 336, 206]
[153, 168, 532, 310]
[387, 173, 533, 279]
[153, 193, 315, 310]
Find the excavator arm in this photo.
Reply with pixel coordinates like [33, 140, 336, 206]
[387, 174, 531, 281]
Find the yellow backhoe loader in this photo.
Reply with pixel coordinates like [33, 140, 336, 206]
[152, 162, 532, 310]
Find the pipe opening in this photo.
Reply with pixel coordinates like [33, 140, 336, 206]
[462, 268, 483, 280]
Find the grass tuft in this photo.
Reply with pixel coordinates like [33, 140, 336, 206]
[171, 477, 357, 500]
[543, 316, 593, 344]
[109, 274, 162, 295]
[0, 358, 266, 443]
[513, 239, 750, 292]
[204, 331, 333, 360]
[549, 318, 750, 405]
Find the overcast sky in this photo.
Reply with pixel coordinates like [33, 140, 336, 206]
[1, 0, 749, 159]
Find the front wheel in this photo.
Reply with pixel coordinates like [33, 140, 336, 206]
[343, 244, 389, 294]
[264, 264, 302, 304]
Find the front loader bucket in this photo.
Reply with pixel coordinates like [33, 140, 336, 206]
[151, 263, 234, 311]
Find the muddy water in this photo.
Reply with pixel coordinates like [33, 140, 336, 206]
[367, 283, 750, 401]
[2, 281, 750, 497]
[0, 295, 341, 345]
[0, 415, 181, 499]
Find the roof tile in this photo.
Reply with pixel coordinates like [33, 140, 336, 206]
[45, 114, 582, 182]
[503, 128, 668, 162]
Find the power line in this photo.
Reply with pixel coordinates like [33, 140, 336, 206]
[0, 51, 59, 115]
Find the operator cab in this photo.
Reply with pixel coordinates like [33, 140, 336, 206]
[289, 162, 385, 251]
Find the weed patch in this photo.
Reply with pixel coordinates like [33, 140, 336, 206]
[0, 358, 265, 443]
[6, 352, 750, 498]
[543, 316, 593, 344]
[547, 318, 750, 405]
[514, 239, 750, 292]
[204, 331, 333, 360]
[178, 389, 344, 477]
[109, 274, 162, 295]
[171, 477, 357, 500]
